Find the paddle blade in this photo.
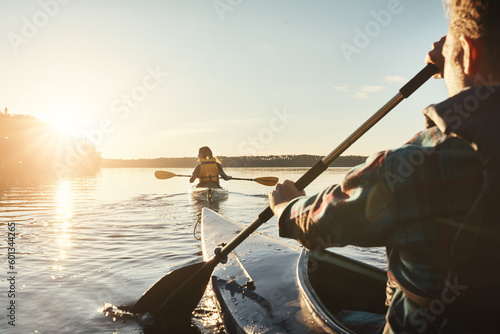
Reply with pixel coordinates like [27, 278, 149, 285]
[131, 259, 217, 316]
[254, 176, 279, 186]
[154, 170, 177, 180]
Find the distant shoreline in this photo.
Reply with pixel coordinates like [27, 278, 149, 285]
[1, 155, 368, 190]
[101, 155, 368, 169]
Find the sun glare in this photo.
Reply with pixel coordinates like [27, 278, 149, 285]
[51, 116, 82, 137]
[44, 108, 84, 138]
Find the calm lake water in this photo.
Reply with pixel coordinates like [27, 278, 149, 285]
[0, 167, 386, 334]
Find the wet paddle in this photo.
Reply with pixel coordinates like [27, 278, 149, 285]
[154, 170, 278, 186]
[229, 176, 278, 186]
[132, 63, 438, 317]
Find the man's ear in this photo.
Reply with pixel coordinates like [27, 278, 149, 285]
[459, 35, 482, 75]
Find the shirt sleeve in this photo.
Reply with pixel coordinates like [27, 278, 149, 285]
[217, 163, 231, 180]
[278, 151, 396, 250]
[278, 127, 482, 252]
[190, 164, 201, 183]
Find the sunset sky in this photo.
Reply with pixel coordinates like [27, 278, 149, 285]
[1, 0, 450, 159]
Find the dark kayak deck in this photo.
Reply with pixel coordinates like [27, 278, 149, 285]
[200, 208, 387, 333]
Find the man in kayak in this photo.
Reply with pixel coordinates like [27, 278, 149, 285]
[190, 146, 232, 188]
[269, 0, 500, 333]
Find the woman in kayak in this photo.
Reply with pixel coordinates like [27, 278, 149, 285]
[190, 146, 232, 188]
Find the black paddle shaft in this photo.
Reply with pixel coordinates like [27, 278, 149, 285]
[215, 63, 438, 261]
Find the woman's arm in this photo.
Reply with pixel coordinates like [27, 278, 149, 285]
[216, 163, 232, 181]
[190, 164, 200, 183]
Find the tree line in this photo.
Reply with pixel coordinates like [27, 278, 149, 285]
[102, 154, 367, 168]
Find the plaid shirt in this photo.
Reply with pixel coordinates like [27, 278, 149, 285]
[278, 126, 482, 333]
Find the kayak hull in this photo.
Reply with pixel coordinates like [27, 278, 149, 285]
[200, 208, 387, 333]
[190, 187, 228, 202]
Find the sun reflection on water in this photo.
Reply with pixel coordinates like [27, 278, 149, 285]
[57, 180, 73, 220]
[54, 181, 74, 263]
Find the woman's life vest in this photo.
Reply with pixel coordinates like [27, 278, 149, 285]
[198, 158, 220, 185]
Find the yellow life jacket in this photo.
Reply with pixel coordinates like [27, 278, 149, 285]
[198, 158, 219, 184]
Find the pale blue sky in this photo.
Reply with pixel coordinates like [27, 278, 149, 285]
[1, 0, 450, 159]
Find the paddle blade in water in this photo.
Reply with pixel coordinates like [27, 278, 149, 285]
[254, 176, 279, 186]
[131, 259, 217, 316]
[154, 171, 177, 180]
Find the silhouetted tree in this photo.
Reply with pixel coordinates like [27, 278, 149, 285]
[0, 110, 101, 182]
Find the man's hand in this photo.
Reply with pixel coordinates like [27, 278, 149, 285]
[425, 36, 446, 79]
[268, 180, 305, 218]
